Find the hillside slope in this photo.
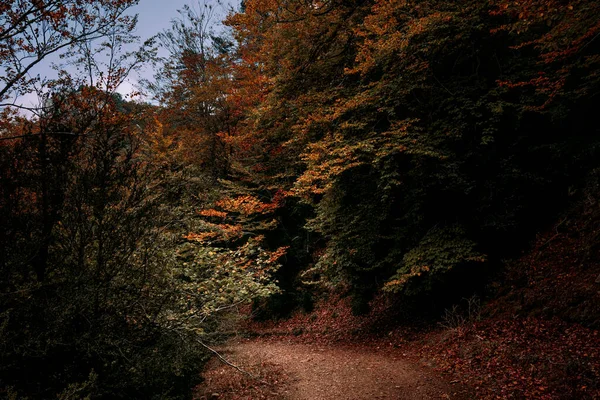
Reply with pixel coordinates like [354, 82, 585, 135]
[239, 178, 600, 399]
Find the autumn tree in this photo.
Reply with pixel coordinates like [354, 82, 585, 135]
[139, 2, 304, 320]
[0, 1, 285, 398]
[0, 88, 191, 398]
[144, 1, 235, 178]
[224, 0, 600, 313]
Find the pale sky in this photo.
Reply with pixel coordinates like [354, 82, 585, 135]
[132, 0, 235, 40]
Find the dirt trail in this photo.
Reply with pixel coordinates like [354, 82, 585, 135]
[198, 338, 469, 400]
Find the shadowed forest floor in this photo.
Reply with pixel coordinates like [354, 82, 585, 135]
[195, 338, 471, 400]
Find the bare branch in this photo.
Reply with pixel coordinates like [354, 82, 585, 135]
[197, 339, 258, 379]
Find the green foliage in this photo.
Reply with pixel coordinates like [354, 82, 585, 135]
[172, 238, 281, 331]
[385, 226, 486, 296]
[0, 89, 281, 398]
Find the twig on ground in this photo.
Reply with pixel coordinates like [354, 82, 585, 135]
[198, 339, 258, 379]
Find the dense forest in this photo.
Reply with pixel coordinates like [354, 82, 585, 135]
[1, 0, 599, 398]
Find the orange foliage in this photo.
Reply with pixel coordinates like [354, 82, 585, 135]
[198, 209, 228, 219]
[185, 222, 243, 243]
[184, 231, 220, 242]
[215, 194, 280, 215]
[491, 0, 600, 108]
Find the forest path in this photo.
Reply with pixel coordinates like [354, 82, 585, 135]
[197, 338, 470, 400]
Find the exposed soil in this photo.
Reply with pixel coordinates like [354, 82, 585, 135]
[196, 338, 470, 400]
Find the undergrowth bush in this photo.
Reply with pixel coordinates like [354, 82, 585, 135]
[440, 295, 482, 330]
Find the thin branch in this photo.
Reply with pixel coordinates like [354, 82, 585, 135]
[197, 339, 257, 379]
[0, 102, 47, 112]
[579, 30, 600, 53]
[433, 75, 455, 96]
[0, 131, 84, 141]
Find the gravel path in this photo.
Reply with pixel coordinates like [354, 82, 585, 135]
[200, 339, 469, 400]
